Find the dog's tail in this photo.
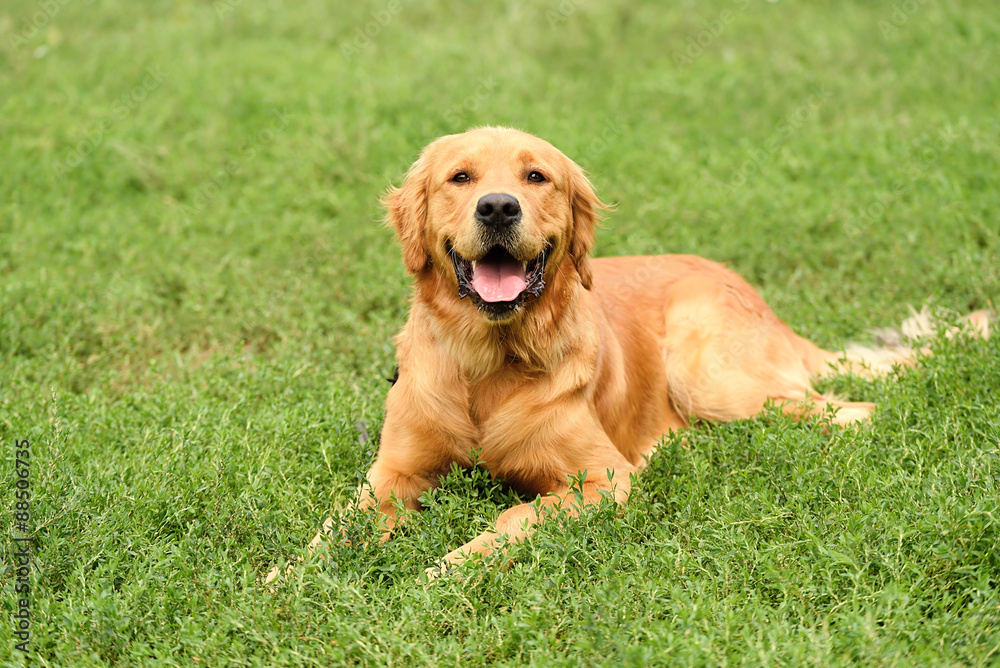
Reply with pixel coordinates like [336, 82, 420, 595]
[810, 307, 992, 380]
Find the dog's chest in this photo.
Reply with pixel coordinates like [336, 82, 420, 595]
[466, 362, 530, 428]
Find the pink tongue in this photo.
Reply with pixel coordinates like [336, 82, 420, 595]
[472, 257, 527, 302]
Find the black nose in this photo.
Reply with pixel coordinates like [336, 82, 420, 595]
[475, 193, 521, 228]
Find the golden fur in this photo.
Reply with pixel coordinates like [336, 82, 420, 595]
[276, 127, 990, 581]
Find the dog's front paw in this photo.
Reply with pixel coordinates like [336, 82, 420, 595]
[422, 559, 461, 584]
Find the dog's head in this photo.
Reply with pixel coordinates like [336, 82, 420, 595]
[385, 127, 606, 322]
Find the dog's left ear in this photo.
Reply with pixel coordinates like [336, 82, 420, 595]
[566, 159, 608, 290]
[383, 155, 430, 274]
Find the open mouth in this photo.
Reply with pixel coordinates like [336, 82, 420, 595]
[448, 243, 549, 318]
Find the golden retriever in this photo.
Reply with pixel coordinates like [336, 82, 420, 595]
[273, 127, 990, 582]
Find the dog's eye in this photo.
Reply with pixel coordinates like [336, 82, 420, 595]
[527, 171, 547, 183]
[451, 172, 470, 183]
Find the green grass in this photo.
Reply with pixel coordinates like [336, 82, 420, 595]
[2, 0, 999, 664]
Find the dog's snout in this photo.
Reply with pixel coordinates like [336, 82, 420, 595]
[475, 193, 521, 228]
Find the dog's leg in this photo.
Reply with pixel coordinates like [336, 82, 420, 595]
[662, 273, 994, 426]
[662, 277, 822, 422]
[427, 471, 630, 579]
[355, 466, 440, 540]
[661, 276, 880, 425]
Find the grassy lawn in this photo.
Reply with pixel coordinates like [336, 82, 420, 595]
[2, 0, 999, 664]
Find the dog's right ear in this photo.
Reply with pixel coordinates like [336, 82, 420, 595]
[383, 155, 430, 274]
